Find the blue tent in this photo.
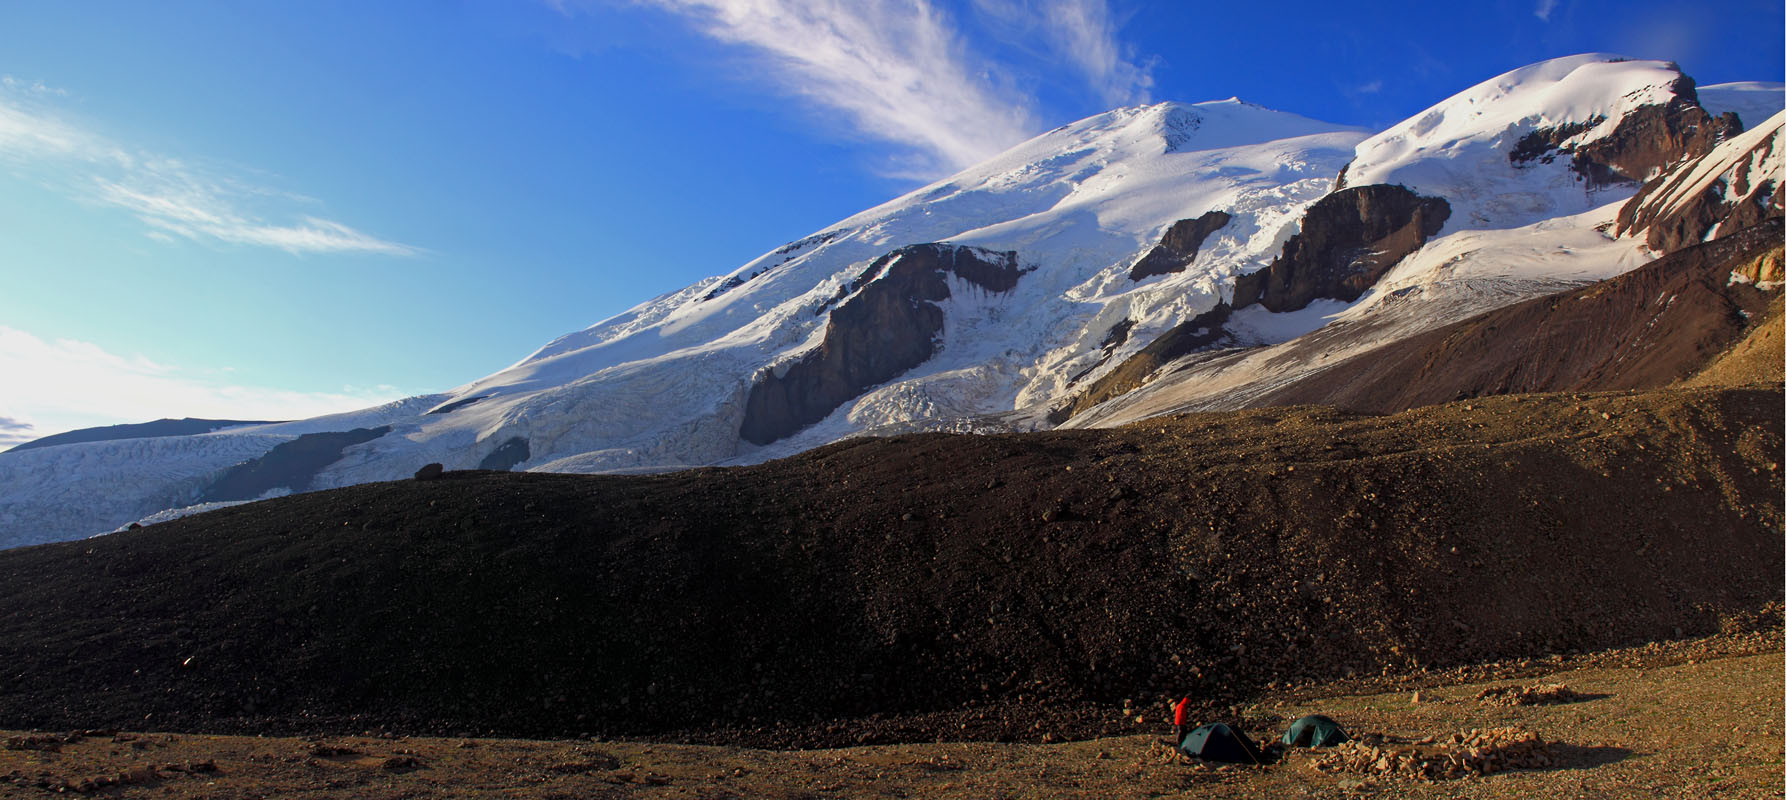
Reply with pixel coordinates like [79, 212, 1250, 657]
[1178, 723, 1264, 764]
[1281, 714, 1349, 748]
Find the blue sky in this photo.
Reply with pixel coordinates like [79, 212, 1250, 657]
[0, 0, 1780, 444]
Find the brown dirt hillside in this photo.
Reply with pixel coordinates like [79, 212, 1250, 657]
[1, 634, 1778, 799]
[1685, 295, 1783, 388]
[0, 386, 1778, 748]
[1253, 220, 1781, 414]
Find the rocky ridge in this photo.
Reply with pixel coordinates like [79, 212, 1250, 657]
[1251, 219, 1782, 413]
[1616, 110, 1783, 254]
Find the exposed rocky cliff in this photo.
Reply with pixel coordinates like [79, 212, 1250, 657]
[1051, 184, 1447, 424]
[740, 244, 1023, 445]
[1617, 111, 1783, 254]
[1047, 304, 1234, 424]
[1232, 184, 1450, 312]
[1510, 75, 1741, 191]
[1252, 219, 1782, 413]
[1127, 210, 1231, 281]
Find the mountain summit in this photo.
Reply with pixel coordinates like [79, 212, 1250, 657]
[1, 54, 1779, 548]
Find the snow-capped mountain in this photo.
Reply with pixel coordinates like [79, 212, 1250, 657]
[1, 54, 1779, 549]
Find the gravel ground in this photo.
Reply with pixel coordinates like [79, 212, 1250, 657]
[2, 631, 1777, 799]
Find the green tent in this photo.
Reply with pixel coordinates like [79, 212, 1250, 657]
[1281, 714, 1349, 748]
[1178, 723, 1264, 764]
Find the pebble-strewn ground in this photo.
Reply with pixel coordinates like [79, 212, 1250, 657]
[2, 631, 1777, 799]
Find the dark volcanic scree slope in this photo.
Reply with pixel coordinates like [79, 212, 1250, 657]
[0, 383, 1777, 746]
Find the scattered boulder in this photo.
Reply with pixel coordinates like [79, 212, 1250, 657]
[1476, 683, 1580, 707]
[413, 463, 445, 482]
[1310, 727, 1554, 779]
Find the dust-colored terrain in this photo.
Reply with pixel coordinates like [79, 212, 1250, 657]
[3, 632, 1777, 799]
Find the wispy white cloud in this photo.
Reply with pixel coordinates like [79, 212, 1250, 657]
[970, 0, 1152, 107]
[1354, 80, 1383, 95]
[0, 326, 410, 446]
[579, 0, 1045, 177]
[0, 75, 66, 97]
[1535, 0, 1559, 22]
[0, 78, 418, 256]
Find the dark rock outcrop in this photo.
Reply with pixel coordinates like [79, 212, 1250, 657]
[197, 427, 391, 503]
[1064, 319, 1137, 386]
[477, 437, 531, 471]
[1616, 120, 1781, 254]
[702, 231, 843, 302]
[1233, 185, 1451, 313]
[426, 396, 489, 415]
[414, 463, 444, 481]
[1510, 75, 1741, 190]
[740, 244, 1023, 445]
[1253, 219, 1783, 413]
[1128, 210, 1231, 281]
[1048, 304, 1234, 424]
[5, 418, 281, 454]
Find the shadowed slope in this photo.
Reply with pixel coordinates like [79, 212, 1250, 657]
[0, 385, 1777, 747]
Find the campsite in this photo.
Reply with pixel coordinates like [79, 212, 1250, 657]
[3, 629, 1776, 798]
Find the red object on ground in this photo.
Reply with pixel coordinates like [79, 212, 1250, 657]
[1173, 697, 1189, 727]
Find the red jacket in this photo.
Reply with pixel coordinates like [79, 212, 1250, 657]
[1173, 697, 1190, 727]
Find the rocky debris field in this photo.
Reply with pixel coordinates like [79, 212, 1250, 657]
[1309, 727, 1554, 780]
[0, 634, 1777, 799]
[0, 382, 1777, 747]
[1474, 683, 1579, 707]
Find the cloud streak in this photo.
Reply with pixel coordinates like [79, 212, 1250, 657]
[970, 0, 1153, 108]
[611, 0, 1042, 177]
[1535, 0, 1559, 22]
[0, 77, 417, 256]
[578, 0, 1151, 177]
[0, 326, 410, 446]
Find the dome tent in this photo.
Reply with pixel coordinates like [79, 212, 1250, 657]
[1178, 722, 1265, 764]
[1282, 714, 1349, 748]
